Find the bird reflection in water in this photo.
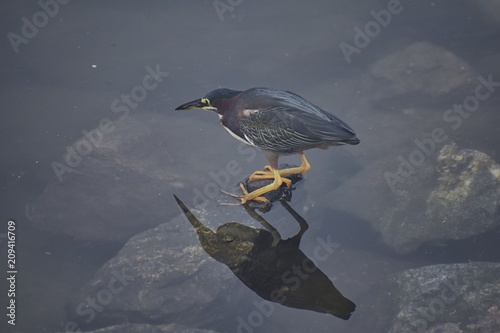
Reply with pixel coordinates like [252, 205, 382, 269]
[173, 195, 356, 320]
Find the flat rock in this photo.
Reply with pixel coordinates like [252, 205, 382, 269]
[373, 262, 500, 333]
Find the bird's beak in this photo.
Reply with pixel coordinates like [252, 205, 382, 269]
[175, 99, 206, 110]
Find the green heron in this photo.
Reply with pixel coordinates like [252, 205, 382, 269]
[175, 87, 359, 204]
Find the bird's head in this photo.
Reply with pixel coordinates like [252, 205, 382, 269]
[175, 88, 242, 113]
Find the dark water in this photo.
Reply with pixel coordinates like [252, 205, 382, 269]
[1, 1, 500, 332]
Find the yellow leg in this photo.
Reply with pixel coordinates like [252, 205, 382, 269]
[221, 168, 285, 205]
[277, 152, 311, 176]
[249, 153, 311, 180]
[248, 165, 272, 180]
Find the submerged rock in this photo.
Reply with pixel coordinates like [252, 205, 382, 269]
[374, 262, 500, 333]
[323, 143, 500, 253]
[425, 143, 500, 238]
[66, 212, 235, 331]
[57, 323, 220, 333]
[367, 41, 475, 100]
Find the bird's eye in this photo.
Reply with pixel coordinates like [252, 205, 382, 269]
[201, 98, 210, 106]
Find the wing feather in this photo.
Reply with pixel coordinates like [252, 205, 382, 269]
[237, 88, 358, 152]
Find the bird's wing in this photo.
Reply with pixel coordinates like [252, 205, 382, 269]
[237, 89, 357, 152]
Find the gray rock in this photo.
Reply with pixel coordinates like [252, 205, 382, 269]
[58, 323, 220, 333]
[374, 262, 500, 333]
[425, 143, 500, 238]
[322, 143, 500, 253]
[66, 212, 236, 330]
[367, 41, 475, 100]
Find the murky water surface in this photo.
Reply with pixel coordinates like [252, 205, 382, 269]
[1, 1, 499, 332]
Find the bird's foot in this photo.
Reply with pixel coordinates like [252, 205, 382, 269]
[221, 169, 284, 206]
[220, 183, 271, 206]
[249, 168, 292, 187]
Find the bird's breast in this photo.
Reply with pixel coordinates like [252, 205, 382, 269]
[219, 114, 256, 147]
